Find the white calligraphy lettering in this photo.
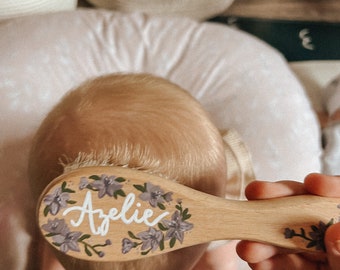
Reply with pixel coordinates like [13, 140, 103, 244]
[63, 191, 169, 236]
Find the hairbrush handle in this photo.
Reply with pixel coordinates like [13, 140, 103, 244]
[37, 166, 340, 262]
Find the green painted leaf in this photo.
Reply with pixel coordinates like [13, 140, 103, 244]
[43, 206, 50, 217]
[133, 184, 146, 192]
[158, 203, 165, 210]
[141, 249, 151, 256]
[67, 200, 77, 204]
[78, 234, 91, 241]
[158, 223, 168, 231]
[170, 237, 176, 248]
[300, 228, 306, 237]
[307, 241, 317, 248]
[159, 238, 165, 251]
[128, 231, 139, 240]
[115, 177, 126, 183]
[85, 245, 92, 256]
[183, 208, 189, 216]
[183, 214, 191, 221]
[89, 175, 101, 180]
[45, 233, 58, 237]
[115, 189, 126, 197]
[327, 219, 335, 226]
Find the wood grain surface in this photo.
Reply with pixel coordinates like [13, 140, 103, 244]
[37, 166, 340, 262]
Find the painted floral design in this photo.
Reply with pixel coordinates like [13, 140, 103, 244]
[122, 200, 193, 255]
[42, 176, 194, 259]
[284, 219, 334, 251]
[79, 174, 126, 199]
[134, 182, 173, 210]
[162, 208, 193, 244]
[42, 218, 111, 257]
[43, 182, 76, 216]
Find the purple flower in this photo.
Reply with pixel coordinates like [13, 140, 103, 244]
[137, 227, 163, 251]
[41, 218, 81, 253]
[162, 211, 193, 243]
[91, 175, 123, 198]
[43, 187, 70, 215]
[42, 218, 69, 235]
[79, 177, 89, 190]
[53, 231, 82, 253]
[139, 182, 173, 207]
[122, 238, 135, 254]
[284, 228, 295, 239]
[284, 220, 334, 251]
[98, 251, 105, 257]
[309, 221, 329, 250]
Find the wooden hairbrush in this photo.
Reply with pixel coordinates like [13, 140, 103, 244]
[37, 166, 339, 262]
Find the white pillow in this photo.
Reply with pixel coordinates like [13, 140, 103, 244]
[0, 0, 77, 19]
[0, 9, 321, 269]
[86, 0, 234, 20]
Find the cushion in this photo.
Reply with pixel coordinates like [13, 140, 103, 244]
[86, 0, 234, 20]
[0, 0, 77, 19]
[0, 9, 321, 269]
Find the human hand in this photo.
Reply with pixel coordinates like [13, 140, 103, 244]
[236, 173, 340, 270]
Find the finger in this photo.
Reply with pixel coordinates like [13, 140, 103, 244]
[194, 241, 239, 270]
[245, 181, 306, 200]
[236, 241, 281, 263]
[325, 222, 340, 269]
[248, 254, 324, 270]
[305, 173, 340, 197]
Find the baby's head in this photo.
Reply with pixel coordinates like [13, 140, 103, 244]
[29, 74, 227, 270]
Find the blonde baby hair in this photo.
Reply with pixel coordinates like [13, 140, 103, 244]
[28, 73, 227, 270]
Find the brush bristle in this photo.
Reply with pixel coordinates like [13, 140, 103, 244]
[59, 151, 173, 182]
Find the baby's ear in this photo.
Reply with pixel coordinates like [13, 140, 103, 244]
[220, 129, 255, 200]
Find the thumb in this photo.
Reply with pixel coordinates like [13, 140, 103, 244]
[325, 222, 340, 270]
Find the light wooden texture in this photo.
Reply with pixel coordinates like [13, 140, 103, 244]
[38, 166, 340, 262]
[224, 0, 340, 22]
